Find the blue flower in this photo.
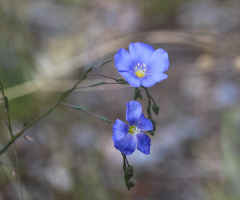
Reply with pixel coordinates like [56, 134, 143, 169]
[114, 42, 169, 87]
[112, 101, 153, 155]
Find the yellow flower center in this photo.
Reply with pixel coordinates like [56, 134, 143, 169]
[129, 125, 140, 135]
[135, 70, 145, 78]
[134, 63, 146, 78]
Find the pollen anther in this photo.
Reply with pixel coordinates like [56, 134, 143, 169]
[134, 63, 146, 78]
[129, 125, 140, 135]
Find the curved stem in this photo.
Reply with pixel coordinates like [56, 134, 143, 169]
[0, 102, 59, 155]
[92, 57, 114, 71]
[60, 102, 114, 125]
[76, 81, 128, 90]
[141, 86, 156, 105]
[0, 58, 115, 155]
[87, 73, 117, 81]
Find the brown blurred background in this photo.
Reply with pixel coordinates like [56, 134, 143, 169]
[1, 0, 240, 199]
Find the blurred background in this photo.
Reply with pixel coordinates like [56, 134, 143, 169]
[0, 0, 240, 199]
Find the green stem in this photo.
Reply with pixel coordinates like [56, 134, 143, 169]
[142, 87, 152, 118]
[0, 76, 14, 137]
[76, 81, 127, 90]
[92, 58, 114, 71]
[0, 102, 59, 155]
[0, 58, 114, 155]
[141, 86, 156, 105]
[87, 73, 117, 81]
[60, 102, 114, 125]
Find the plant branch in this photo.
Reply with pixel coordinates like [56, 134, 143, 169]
[0, 59, 114, 155]
[87, 73, 117, 81]
[92, 57, 114, 71]
[76, 81, 128, 90]
[141, 86, 156, 105]
[60, 102, 114, 125]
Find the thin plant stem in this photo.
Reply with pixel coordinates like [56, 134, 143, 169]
[60, 102, 114, 125]
[124, 154, 130, 166]
[0, 76, 14, 137]
[1, 70, 22, 198]
[87, 73, 117, 81]
[0, 58, 115, 155]
[92, 57, 114, 71]
[76, 81, 127, 90]
[141, 86, 156, 105]
[0, 102, 59, 155]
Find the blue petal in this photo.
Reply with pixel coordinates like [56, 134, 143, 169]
[126, 101, 142, 126]
[129, 42, 154, 65]
[112, 119, 129, 143]
[141, 74, 168, 87]
[137, 114, 153, 131]
[119, 71, 141, 87]
[144, 48, 169, 85]
[148, 48, 169, 73]
[115, 48, 134, 72]
[136, 133, 151, 154]
[114, 134, 136, 155]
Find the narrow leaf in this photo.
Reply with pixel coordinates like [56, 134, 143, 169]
[58, 89, 71, 102]
[115, 78, 127, 84]
[89, 81, 106, 87]
[81, 66, 94, 80]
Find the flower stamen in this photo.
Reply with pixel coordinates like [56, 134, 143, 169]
[129, 125, 140, 135]
[135, 63, 146, 78]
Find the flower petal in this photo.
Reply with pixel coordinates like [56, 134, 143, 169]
[114, 48, 134, 72]
[126, 101, 142, 126]
[147, 48, 169, 74]
[136, 133, 151, 154]
[119, 71, 141, 87]
[137, 114, 153, 131]
[141, 74, 168, 87]
[129, 42, 154, 65]
[142, 48, 169, 86]
[112, 119, 129, 143]
[114, 134, 136, 155]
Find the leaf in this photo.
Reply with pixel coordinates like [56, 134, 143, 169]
[81, 66, 94, 80]
[99, 116, 114, 124]
[58, 89, 71, 102]
[98, 58, 114, 67]
[115, 78, 127, 84]
[89, 81, 106, 87]
[72, 105, 86, 111]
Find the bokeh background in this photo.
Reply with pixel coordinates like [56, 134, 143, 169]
[1, 0, 240, 199]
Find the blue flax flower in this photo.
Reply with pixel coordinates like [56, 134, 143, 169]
[114, 42, 169, 87]
[112, 101, 153, 155]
